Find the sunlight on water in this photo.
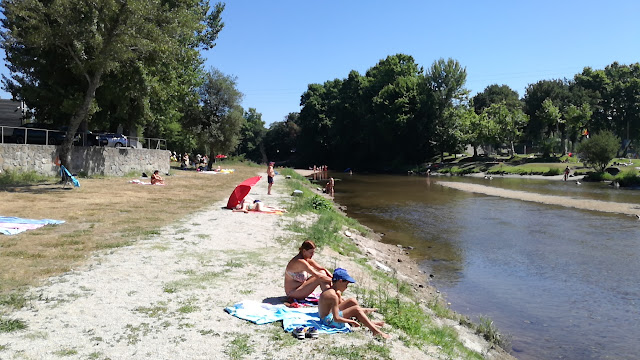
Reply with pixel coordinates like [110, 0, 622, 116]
[333, 173, 640, 360]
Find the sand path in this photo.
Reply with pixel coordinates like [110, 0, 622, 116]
[438, 181, 640, 217]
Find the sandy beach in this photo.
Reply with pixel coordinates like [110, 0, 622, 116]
[0, 170, 512, 359]
[438, 181, 640, 217]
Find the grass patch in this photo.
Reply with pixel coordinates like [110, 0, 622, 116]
[52, 348, 78, 356]
[134, 303, 168, 318]
[0, 316, 27, 332]
[177, 299, 200, 314]
[0, 163, 260, 298]
[225, 333, 254, 360]
[0, 170, 54, 187]
[0, 292, 28, 309]
[326, 341, 392, 360]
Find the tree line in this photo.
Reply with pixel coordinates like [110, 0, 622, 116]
[263, 54, 640, 171]
[2, 1, 639, 171]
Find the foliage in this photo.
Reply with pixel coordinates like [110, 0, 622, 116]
[577, 130, 621, 173]
[1, 0, 225, 167]
[0, 316, 27, 332]
[263, 112, 300, 162]
[472, 84, 522, 114]
[236, 108, 266, 163]
[0, 170, 53, 187]
[188, 67, 244, 166]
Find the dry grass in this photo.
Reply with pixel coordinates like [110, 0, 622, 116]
[0, 162, 262, 296]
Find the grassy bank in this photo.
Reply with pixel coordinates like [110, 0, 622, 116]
[0, 161, 260, 297]
[278, 168, 510, 358]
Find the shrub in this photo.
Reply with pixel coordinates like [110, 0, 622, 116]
[576, 131, 620, 173]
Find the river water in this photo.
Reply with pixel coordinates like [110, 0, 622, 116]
[319, 172, 640, 360]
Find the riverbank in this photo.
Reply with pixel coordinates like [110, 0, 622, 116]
[437, 181, 640, 217]
[0, 168, 513, 359]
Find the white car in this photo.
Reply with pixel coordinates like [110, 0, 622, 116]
[99, 133, 129, 147]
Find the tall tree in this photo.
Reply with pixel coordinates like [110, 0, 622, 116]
[1, 0, 224, 168]
[189, 68, 244, 167]
[236, 108, 266, 163]
[472, 84, 521, 114]
[484, 103, 529, 155]
[425, 58, 469, 161]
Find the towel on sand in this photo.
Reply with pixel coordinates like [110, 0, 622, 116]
[225, 300, 350, 334]
[0, 216, 65, 235]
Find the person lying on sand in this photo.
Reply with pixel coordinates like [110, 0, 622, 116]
[232, 198, 287, 213]
[318, 268, 391, 339]
[284, 240, 332, 300]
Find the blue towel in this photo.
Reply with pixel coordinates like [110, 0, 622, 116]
[0, 216, 65, 235]
[60, 165, 80, 187]
[225, 301, 350, 334]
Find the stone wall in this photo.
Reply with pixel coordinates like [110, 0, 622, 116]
[0, 144, 169, 176]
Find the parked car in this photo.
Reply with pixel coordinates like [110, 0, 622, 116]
[12, 123, 68, 145]
[99, 133, 129, 147]
[65, 128, 107, 146]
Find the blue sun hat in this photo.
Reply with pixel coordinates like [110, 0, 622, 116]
[332, 268, 356, 283]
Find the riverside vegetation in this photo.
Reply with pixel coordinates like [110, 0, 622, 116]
[1, 163, 513, 359]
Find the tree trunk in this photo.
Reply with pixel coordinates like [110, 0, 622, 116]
[473, 145, 478, 157]
[59, 70, 103, 173]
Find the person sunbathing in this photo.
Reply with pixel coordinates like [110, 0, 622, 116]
[284, 240, 332, 300]
[150, 170, 165, 185]
[318, 268, 390, 339]
[233, 199, 286, 213]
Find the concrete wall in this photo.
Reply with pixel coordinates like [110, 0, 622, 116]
[0, 144, 169, 176]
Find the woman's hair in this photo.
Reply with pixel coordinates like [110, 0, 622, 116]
[298, 240, 316, 252]
[154, 170, 159, 174]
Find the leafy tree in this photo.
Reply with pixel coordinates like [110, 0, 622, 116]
[1, 0, 224, 168]
[564, 103, 592, 152]
[536, 99, 562, 155]
[523, 79, 571, 142]
[425, 58, 469, 161]
[236, 108, 266, 163]
[189, 68, 244, 168]
[484, 103, 529, 155]
[472, 84, 521, 114]
[264, 112, 300, 162]
[577, 130, 620, 173]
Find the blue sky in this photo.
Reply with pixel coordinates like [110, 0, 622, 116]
[2, 0, 639, 125]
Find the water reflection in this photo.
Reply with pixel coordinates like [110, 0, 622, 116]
[333, 173, 640, 360]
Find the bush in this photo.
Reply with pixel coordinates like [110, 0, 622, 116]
[576, 131, 620, 173]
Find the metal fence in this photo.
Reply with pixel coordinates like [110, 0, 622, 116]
[0, 125, 166, 149]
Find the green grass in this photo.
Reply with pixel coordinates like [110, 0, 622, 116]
[225, 333, 254, 360]
[52, 348, 78, 356]
[326, 341, 392, 360]
[0, 170, 54, 187]
[0, 316, 27, 332]
[0, 292, 28, 310]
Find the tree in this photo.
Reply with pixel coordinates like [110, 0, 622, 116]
[536, 98, 563, 155]
[236, 108, 266, 163]
[576, 130, 620, 173]
[425, 58, 469, 161]
[264, 113, 300, 162]
[472, 84, 521, 114]
[484, 103, 529, 155]
[564, 103, 592, 152]
[1, 0, 224, 168]
[189, 68, 244, 168]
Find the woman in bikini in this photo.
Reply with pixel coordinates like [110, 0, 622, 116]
[284, 240, 332, 300]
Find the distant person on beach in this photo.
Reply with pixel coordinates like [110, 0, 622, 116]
[150, 170, 165, 185]
[564, 166, 570, 181]
[284, 240, 332, 300]
[267, 162, 275, 195]
[318, 268, 390, 339]
[325, 177, 335, 197]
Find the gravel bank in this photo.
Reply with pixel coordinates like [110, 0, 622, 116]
[0, 171, 513, 359]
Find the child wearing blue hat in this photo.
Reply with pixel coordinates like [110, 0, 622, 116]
[318, 268, 390, 339]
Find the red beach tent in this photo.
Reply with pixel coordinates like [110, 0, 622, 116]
[226, 176, 262, 209]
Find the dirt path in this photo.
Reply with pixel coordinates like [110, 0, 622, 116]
[0, 172, 512, 359]
[438, 181, 640, 217]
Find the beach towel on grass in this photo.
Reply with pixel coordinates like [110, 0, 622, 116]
[225, 300, 350, 334]
[0, 216, 65, 235]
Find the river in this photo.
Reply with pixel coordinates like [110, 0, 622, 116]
[316, 172, 640, 360]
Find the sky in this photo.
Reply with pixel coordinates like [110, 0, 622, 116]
[2, 0, 640, 126]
